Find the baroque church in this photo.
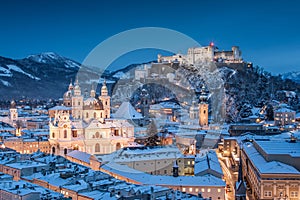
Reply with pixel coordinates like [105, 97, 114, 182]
[49, 80, 135, 156]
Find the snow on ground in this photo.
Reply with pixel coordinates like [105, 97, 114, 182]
[0, 79, 11, 87]
[6, 64, 41, 80]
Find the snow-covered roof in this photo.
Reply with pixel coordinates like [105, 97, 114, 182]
[67, 150, 91, 164]
[6, 161, 47, 170]
[114, 102, 143, 119]
[194, 150, 223, 176]
[79, 190, 117, 200]
[0, 122, 15, 131]
[275, 107, 295, 113]
[48, 105, 71, 111]
[255, 140, 300, 157]
[62, 180, 89, 192]
[102, 162, 225, 187]
[242, 142, 300, 174]
[114, 146, 183, 163]
[71, 120, 87, 129]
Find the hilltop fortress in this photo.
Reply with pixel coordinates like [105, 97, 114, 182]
[157, 43, 251, 71]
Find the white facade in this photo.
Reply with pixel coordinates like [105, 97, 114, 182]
[49, 80, 135, 156]
[158, 44, 243, 66]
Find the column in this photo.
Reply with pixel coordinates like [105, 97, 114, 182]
[286, 183, 289, 199]
[273, 182, 277, 198]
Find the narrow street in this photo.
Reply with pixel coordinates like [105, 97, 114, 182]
[217, 152, 236, 200]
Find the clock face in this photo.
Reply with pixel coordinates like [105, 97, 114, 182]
[63, 124, 67, 128]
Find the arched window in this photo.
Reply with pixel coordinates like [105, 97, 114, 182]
[72, 130, 77, 138]
[52, 147, 55, 154]
[95, 143, 100, 152]
[116, 143, 121, 150]
[94, 112, 96, 118]
[95, 132, 100, 138]
[86, 113, 89, 118]
[64, 148, 68, 155]
[64, 130, 67, 138]
[100, 112, 103, 118]
[105, 101, 108, 106]
[52, 132, 55, 138]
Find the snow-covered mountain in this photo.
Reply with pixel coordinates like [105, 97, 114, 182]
[281, 71, 300, 83]
[0, 52, 83, 99]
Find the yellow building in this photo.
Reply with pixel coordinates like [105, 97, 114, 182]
[4, 138, 50, 154]
[274, 104, 296, 126]
[241, 139, 300, 200]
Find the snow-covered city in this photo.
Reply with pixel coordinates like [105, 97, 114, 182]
[0, 1, 300, 200]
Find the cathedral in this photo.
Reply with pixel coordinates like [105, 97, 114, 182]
[49, 80, 135, 156]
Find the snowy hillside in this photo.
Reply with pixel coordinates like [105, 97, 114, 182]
[281, 71, 300, 83]
[0, 53, 83, 99]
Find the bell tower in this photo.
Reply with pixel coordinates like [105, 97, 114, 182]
[72, 78, 83, 119]
[9, 100, 18, 122]
[140, 88, 150, 118]
[199, 85, 209, 127]
[99, 80, 110, 119]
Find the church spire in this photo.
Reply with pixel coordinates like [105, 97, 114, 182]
[68, 79, 73, 91]
[199, 85, 208, 103]
[101, 79, 108, 96]
[90, 84, 96, 98]
[74, 77, 81, 96]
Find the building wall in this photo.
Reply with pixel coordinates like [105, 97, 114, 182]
[274, 111, 296, 126]
[117, 157, 194, 176]
[4, 140, 50, 154]
[241, 148, 300, 200]
[0, 190, 40, 200]
[1, 166, 21, 181]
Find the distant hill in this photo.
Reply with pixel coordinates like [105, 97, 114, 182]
[281, 71, 300, 83]
[0, 52, 86, 99]
[1, 52, 300, 123]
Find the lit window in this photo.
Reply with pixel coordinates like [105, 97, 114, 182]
[207, 188, 211, 192]
[195, 188, 199, 192]
[291, 191, 298, 198]
[218, 189, 221, 192]
[264, 191, 272, 197]
[188, 161, 190, 165]
[189, 188, 193, 192]
[201, 188, 205, 192]
[182, 188, 186, 192]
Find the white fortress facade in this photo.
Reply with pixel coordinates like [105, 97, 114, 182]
[158, 43, 242, 65]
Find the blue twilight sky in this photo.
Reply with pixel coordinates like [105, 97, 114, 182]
[0, 0, 300, 74]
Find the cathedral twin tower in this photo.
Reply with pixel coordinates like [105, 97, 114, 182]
[49, 79, 134, 156]
[63, 79, 111, 121]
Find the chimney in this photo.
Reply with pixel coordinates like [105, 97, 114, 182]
[173, 160, 179, 177]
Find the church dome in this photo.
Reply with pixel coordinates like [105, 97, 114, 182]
[101, 80, 108, 96]
[199, 85, 208, 103]
[84, 98, 103, 110]
[63, 90, 73, 99]
[10, 100, 16, 109]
